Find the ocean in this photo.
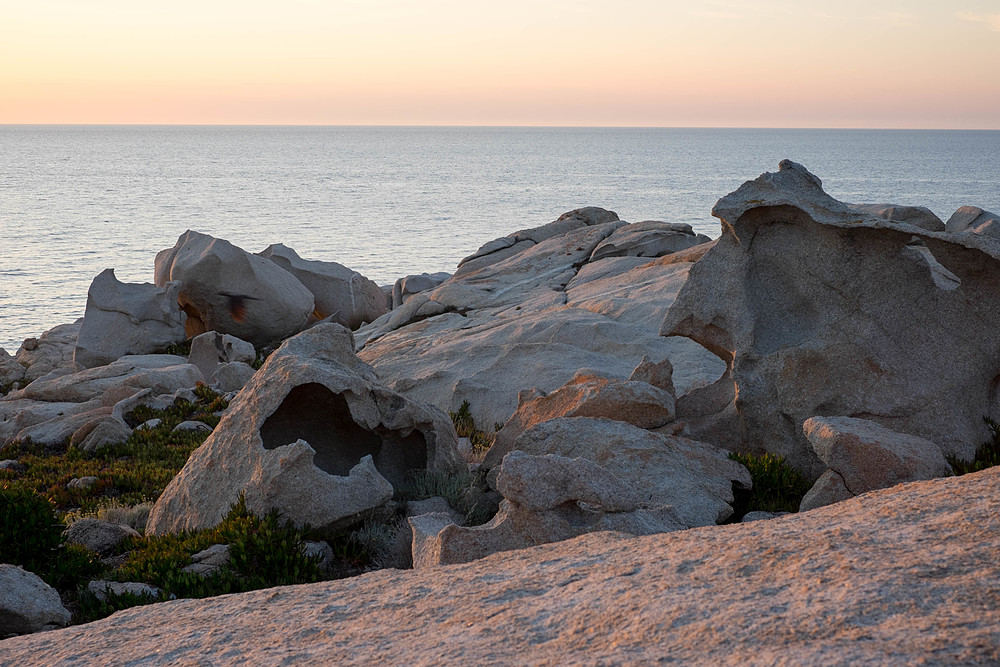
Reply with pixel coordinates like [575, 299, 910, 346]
[1, 126, 998, 352]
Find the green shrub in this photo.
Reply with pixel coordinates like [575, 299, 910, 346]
[727, 452, 812, 522]
[398, 469, 496, 526]
[948, 417, 1000, 475]
[0, 483, 64, 572]
[448, 400, 501, 457]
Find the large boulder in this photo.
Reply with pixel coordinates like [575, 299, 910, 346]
[146, 323, 465, 536]
[0, 565, 71, 635]
[661, 160, 1000, 477]
[357, 209, 724, 428]
[799, 416, 953, 511]
[391, 272, 451, 309]
[154, 231, 314, 345]
[482, 370, 676, 470]
[945, 205, 1000, 237]
[73, 269, 187, 369]
[64, 518, 141, 556]
[411, 449, 684, 567]
[258, 243, 387, 329]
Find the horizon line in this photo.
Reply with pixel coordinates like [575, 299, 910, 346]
[2, 123, 999, 132]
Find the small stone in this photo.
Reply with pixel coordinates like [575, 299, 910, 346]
[173, 421, 212, 433]
[87, 580, 162, 602]
[68, 476, 99, 490]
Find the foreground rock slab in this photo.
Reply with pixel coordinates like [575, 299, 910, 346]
[6, 467, 1000, 665]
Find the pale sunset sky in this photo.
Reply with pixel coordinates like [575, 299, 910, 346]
[1, 0, 998, 128]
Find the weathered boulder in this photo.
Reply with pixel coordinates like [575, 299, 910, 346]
[482, 370, 676, 470]
[154, 231, 314, 345]
[146, 323, 465, 536]
[187, 331, 255, 380]
[412, 449, 684, 568]
[87, 580, 162, 603]
[391, 272, 451, 309]
[798, 416, 953, 510]
[73, 269, 187, 369]
[64, 519, 140, 556]
[182, 544, 231, 578]
[590, 221, 711, 261]
[848, 203, 945, 232]
[258, 243, 386, 329]
[0, 565, 71, 635]
[357, 209, 724, 429]
[0, 398, 104, 446]
[70, 416, 132, 453]
[12, 321, 82, 383]
[661, 160, 1000, 477]
[945, 205, 1000, 236]
[799, 469, 854, 512]
[210, 361, 256, 393]
[506, 418, 749, 528]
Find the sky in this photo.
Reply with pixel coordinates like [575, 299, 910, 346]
[1, 0, 999, 128]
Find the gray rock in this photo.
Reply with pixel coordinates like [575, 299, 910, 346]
[182, 544, 231, 577]
[210, 361, 256, 393]
[87, 580, 162, 602]
[64, 518, 140, 556]
[188, 330, 256, 380]
[661, 160, 1000, 476]
[71, 416, 132, 453]
[406, 496, 464, 526]
[0, 565, 71, 635]
[591, 220, 711, 261]
[73, 269, 187, 369]
[482, 371, 676, 470]
[803, 416, 953, 496]
[13, 321, 82, 383]
[146, 323, 465, 536]
[391, 272, 451, 309]
[259, 243, 386, 329]
[154, 230, 315, 345]
[67, 476, 99, 490]
[301, 541, 335, 573]
[799, 469, 854, 512]
[172, 420, 212, 433]
[740, 511, 789, 522]
[945, 205, 1000, 236]
[848, 203, 945, 232]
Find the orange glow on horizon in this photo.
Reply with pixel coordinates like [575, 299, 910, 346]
[2, 1, 998, 128]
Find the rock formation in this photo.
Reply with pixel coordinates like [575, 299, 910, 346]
[945, 205, 1000, 236]
[258, 243, 387, 329]
[146, 323, 465, 535]
[154, 231, 315, 345]
[661, 160, 1000, 477]
[73, 269, 187, 369]
[357, 208, 724, 428]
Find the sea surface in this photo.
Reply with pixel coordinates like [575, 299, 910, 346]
[1, 126, 998, 352]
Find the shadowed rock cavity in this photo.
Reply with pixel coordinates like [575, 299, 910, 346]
[259, 382, 428, 487]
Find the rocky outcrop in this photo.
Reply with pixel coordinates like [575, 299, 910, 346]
[258, 244, 387, 329]
[1, 355, 201, 446]
[146, 323, 465, 536]
[5, 321, 83, 385]
[154, 231, 315, 345]
[187, 331, 255, 380]
[945, 205, 1000, 236]
[481, 370, 676, 470]
[357, 208, 724, 428]
[799, 416, 952, 511]
[73, 269, 187, 369]
[7, 467, 1000, 665]
[0, 565, 70, 636]
[661, 160, 1000, 477]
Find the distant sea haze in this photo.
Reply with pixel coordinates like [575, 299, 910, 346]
[2, 126, 998, 351]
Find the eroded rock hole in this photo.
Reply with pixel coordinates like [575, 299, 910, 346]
[259, 383, 427, 487]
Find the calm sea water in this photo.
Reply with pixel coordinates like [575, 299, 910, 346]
[2, 126, 998, 352]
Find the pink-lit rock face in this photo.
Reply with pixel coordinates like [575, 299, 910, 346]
[661, 160, 1000, 477]
[6, 467, 1000, 665]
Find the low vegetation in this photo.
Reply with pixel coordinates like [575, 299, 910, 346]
[726, 452, 812, 522]
[948, 417, 1000, 475]
[449, 400, 502, 459]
